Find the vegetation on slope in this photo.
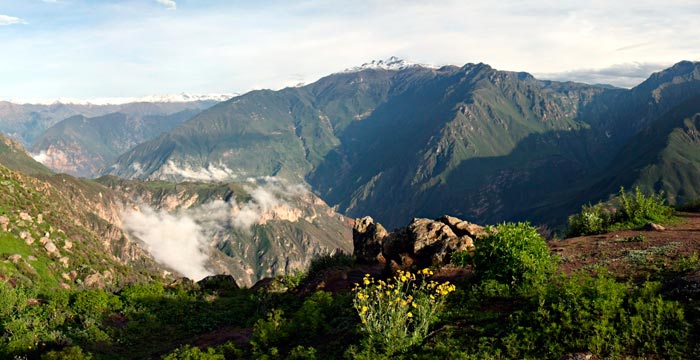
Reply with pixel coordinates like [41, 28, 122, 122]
[568, 186, 675, 237]
[2, 222, 697, 359]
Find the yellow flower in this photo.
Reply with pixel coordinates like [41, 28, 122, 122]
[361, 306, 368, 314]
[407, 312, 413, 318]
[364, 278, 370, 285]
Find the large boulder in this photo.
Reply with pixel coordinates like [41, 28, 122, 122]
[438, 215, 486, 239]
[353, 215, 479, 270]
[353, 217, 389, 263]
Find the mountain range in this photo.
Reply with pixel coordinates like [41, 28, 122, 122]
[101, 59, 700, 229]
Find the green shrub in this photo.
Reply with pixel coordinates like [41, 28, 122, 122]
[568, 187, 675, 237]
[41, 346, 93, 360]
[473, 222, 556, 290]
[250, 309, 289, 357]
[618, 186, 674, 226]
[161, 344, 224, 360]
[567, 203, 613, 237]
[508, 274, 688, 359]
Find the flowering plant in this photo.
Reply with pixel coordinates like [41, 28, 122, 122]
[352, 269, 455, 355]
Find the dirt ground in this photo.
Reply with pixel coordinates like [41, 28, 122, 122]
[550, 212, 700, 279]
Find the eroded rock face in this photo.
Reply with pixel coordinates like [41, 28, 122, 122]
[353, 215, 483, 270]
[353, 216, 389, 263]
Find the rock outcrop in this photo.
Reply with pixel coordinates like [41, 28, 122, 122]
[353, 216, 389, 263]
[353, 215, 485, 270]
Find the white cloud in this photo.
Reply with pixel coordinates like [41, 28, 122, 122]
[123, 205, 213, 280]
[0, 15, 25, 26]
[120, 177, 308, 279]
[0, 1, 698, 97]
[156, 0, 177, 10]
[157, 161, 237, 182]
[31, 150, 51, 164]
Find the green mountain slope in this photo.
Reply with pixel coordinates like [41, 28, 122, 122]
[104, 60, 700, 228]
[0, 134, 53, 176]
[0, 163, 165, 289]
[31, 109, 199, 177]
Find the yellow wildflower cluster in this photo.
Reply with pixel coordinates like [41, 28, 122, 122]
[352, 268, 457, 355]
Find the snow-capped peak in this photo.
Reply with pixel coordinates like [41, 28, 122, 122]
[343, 56, 439, 73]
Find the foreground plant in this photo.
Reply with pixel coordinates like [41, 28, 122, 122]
[352, 269, 455, 356]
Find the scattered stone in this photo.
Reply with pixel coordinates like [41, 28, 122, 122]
[27, 255, 37, 261]
[19, 231, 29, 239]
[61, 272, 72, 281]
[44, 241, 58, 254]
[18, 212, 32, 222]
[353, 216, 389, 263]
[0, 215, 8, 231]
[84, 273, 105, 288]
[63, 240, 72, 250]
[59, 256, 69, 267]
[68, 270, 78, 280]
[59, 283, 71, 290]
[644, 223, 665, 231]
[39, 237, 49, 245]
[36, 214, 43, 224]
[8, 254, 22, 263]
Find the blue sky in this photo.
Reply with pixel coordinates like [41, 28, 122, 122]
[1, 0, 699, 101]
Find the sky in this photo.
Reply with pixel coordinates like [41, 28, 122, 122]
[0, 0, 699, 101]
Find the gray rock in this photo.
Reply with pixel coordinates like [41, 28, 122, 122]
[353, 217, 388, 263]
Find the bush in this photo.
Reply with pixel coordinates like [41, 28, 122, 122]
[567, 203, 613, 237]
[352, 269, 455, 356]
[568, 187, 675, 237]
[618, 186, 674, 226]
[508, 274, 688, 359]
[473, 222, 556, 290]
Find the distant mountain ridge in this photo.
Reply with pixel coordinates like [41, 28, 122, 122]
[103, 59, 700, 228]
[31, 109, 202, 177]
[0, 99, 220, 146]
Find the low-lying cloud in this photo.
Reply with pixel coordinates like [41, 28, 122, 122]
[157, 161, 237, 182]
[121, 177, 309, 279]
[31, 150, 51, 164]
[123, 206, 213, 280]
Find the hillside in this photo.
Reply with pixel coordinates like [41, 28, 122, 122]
[0, 163, 164, 289]
[96, 176, 353, 286]
[104, 60, 700, 229]
[31, 109, 200, 177]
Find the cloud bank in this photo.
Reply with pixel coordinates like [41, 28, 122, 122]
[123, 205, 213, 280]
[121, 177, 308, 279]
